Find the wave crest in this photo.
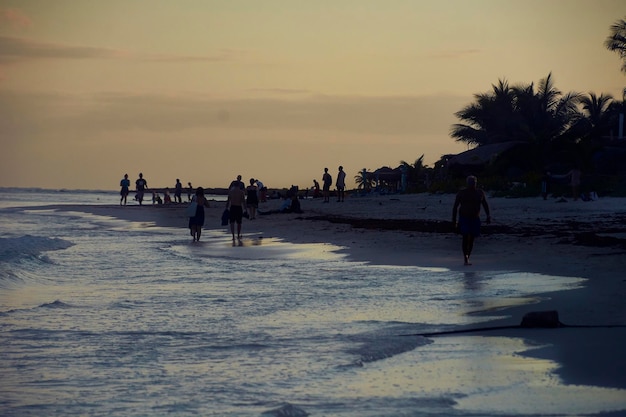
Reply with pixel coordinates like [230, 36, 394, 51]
[0, 235, 74, 262]
[38, 300, 75, 309]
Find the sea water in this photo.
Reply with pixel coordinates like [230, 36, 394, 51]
[0, 189, 625, 417]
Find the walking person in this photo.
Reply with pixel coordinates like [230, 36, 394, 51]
[119, 173, 130, 206]
[187, 182, 193, 202]
[174, 179, 183, 203]
[188, 187, 211, 242]
[246, 178, 259, 220]
[135, 173, 148, 205]
[226, 184, 246, 241]
[229, 175, 245, 190]
[336, 165, 346, 202]
[566, 166, 582, 201]
[452, 175, 491, 266]
[322, 167, 332, 203]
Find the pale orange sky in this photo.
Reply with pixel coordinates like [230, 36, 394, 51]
[1, 0, 624, 190]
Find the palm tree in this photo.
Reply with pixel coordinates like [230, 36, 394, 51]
[452, 74, 581, 148]
[354, 168, 374, 191]
[511, 73, 581, 146]
[450, 79, 518, 146]
[575, 92, 614, 141]
[605, 17, 626, 100]
[399, 155, 427, 191]
[450, 73, 582, 172]
[605, 17, 626, 73]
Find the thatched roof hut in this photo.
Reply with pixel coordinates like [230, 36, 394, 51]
[446, 141, 528, 177]
[448, 142, 525, 167]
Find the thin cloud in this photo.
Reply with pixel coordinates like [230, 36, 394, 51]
[139, 51, 236, 63]
[0, 90, 467, 139]
[0, 8, 32, 29]
[247, 88, 312, 95]
[0, 36, 125, 61]
[0, 35, 239, 63]
[428, 48, 481, 59]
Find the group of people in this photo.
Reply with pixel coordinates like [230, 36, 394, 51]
[119, 170, 495, 266]
[119, 172, 149, 206]
[320, 166, 346, 203]
[542, 167, 584, 201]
[225, 176, 271, 240]
[189, 175, 267, 242]
[119, 173, 193, 206]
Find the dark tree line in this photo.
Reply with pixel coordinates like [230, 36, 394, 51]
[442, 17, 626, 190]
[360, 18, 626, 195]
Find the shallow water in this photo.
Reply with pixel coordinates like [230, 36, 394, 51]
[1, 189, 625, 416]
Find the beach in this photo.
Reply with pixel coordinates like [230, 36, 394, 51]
[52, 193, 626, 392]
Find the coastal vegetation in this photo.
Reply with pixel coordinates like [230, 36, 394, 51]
[360, 17, 626, 197]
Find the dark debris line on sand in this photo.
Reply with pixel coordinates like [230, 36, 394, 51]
[300, 214, 626, 250]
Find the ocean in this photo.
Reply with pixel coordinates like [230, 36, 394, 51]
[1, 188, 625, 416]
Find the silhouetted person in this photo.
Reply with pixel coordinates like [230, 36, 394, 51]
[336, 165, 346, 202]
[174, 179, 183, 203]
[187, 182, 193, 202]
[541, 171, 551, 200]
[313, 179, 320, 198]
[566, 167, 582, 201]
[226, 185, 246, 240]
[189, 187, 210, 242]
[119, 173, 130, 206]
[322, 168, 332, 203]
[246, 178, 259, 219]
[135, 173, 148, 205]
[452, 175, 491, 266]
[229, 175, 245, 190]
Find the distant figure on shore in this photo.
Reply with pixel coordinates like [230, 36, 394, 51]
[164, 188, 172, 204]
[566, 167, 582, 201]
[187, 182, 193, 202]
[174, 179, 183, 203]
[189, 187, 211, 242]
[452, 175, 491, 266]
[258, 194, 302, 215]
[246, 178, 259, 220]
[541, 171, 551, 200]
[119, 173, 130, 206]
[400, 165, 408, 193]
[226, 185, 246, 240]
[135, 173, 148, 205]
[230, 175, 245, 190]
[255, 179, 266, 202]
[313, 179, 320, 198]
[322, 167, 332, 203]
[336, 166, 346, 202]
[152, 191, 162, 205]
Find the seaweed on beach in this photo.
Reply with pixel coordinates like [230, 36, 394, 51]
[302, 214, 626, 249]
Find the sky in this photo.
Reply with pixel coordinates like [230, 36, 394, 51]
[1, 0, 624, 191]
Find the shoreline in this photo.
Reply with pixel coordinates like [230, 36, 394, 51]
[24, 194, 626, 390]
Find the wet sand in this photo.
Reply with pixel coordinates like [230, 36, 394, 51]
[40, 193, 626, 391]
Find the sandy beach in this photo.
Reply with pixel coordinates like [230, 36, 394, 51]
[47, 193, 626, 392]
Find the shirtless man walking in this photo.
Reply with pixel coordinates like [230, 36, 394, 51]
[226, 184, 246, 241]
[452, 175, 491, 266]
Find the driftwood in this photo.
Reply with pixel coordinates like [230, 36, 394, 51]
[520, 310, 563, 328]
